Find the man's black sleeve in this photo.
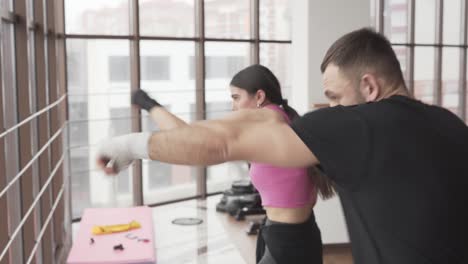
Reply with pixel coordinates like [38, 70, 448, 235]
[291, 106, 371, 188]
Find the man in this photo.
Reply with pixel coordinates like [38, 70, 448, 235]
[97, 28, 468, 263]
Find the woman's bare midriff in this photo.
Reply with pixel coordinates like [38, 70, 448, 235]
[264, 203, 315, 224]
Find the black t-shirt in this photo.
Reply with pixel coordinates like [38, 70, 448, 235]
[291, 95, 468, 264]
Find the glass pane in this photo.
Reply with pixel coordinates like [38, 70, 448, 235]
[383, 0, 408, 43]
[66, 39, 133, 218]
[139, 0, 195, 37]
[1, 25, 21, 264]
[443, 0, 462, 44]
[1, 23, 16, 129]
[65, 0, 130, 35]
[70, 147, 134, 218]
[260, 0, 291, 40]
[205, 0, 250, 39]
[370, 0, 377, 30]
[205, 42, 250, 193]
[260, 43, 292, 100]
[392, 46, 409, 85]
[442, 48, 460, 116]
[27, 0, 34, 21]
[2, 23, 17, 126]
[205, 42, 250, 83]
[415, 0, 436, 44]
[0, 0, 13, 11]
[414, 47, 435, 104]
[139, 41, 198, 204]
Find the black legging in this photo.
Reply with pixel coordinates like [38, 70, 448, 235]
[256, 211, 323, 264]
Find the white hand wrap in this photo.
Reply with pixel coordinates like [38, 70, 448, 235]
[97, 132, 152, 173]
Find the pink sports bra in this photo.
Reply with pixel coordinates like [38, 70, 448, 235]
[249, 104, 317, 208]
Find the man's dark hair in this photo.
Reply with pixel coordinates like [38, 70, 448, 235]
[321, 28, 406, 90]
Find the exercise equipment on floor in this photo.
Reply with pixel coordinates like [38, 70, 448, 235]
[216, 180, 265, 235]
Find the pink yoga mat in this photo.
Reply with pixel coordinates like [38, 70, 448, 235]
[67, 206, 156, 264]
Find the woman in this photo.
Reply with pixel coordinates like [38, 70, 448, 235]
[132, 64, 334, 264]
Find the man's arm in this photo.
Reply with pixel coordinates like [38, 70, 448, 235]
[97, 108, 318, 174]
[149, 109, 318, 166]
[149, 107, 188, 130]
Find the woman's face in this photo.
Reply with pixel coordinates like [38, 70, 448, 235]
[229, 86, 259, 111]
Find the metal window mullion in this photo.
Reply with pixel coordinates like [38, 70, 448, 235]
[33, 0, 54, 262]
[3, 3, 24, 262]
[195, 0, 206, 198]
[258, 39, 291, 44]
[130, 0, 143, 206]
[205, 37, 252, 42]
[45, 0, 63, 258]
[13, 0, 39, 262]
[40, 0, 57, 262]
[0, 126, 64, 200]
[140, 36, 198, 41]
[434, 0, 443, 106]
[64, 34, 132, 40]
[64, 35, 281, 42]
[65, 34, 197, 41]
[392, 43, 468, 47]
[460, 0, 468, 121]
[54, 0, 71, 262]
[0, 10, 10, 264]
[26, 0, 44, 262]
[251, 0, 259, 64]
[0, 151, 64, 262]
[376, 0, 384, 33]
[407, 0, 415, 95]
[0, 95, 64, 139]
[25, 184, 64, 264]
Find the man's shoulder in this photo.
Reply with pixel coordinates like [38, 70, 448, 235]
[224, 108, 285, 124]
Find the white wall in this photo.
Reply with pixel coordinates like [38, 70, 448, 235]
[291, 0, 371, 244]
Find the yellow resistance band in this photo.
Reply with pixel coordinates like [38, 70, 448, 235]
[92, 220, 141, 235]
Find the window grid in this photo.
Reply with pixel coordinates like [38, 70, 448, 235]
[64, 0, 292, 217]
[376, 0, 468, 121]
[0, 0, 70, 263]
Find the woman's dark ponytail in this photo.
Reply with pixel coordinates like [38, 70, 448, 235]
[308, 167, 336, 200]
[281, 99, 300, 121]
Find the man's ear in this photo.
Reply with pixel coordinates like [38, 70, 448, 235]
[360, 74, 380, 102]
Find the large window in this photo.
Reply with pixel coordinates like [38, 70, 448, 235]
[204, 41, 251, 193]
[65, 0, 130, 35]
[67, 39, 134, 217]
[139, 40, 198, 205]
[1, 0, 69, 263]
[108, 56, 130, 82]
[65, 0, 292, 218]
[139, 0, 195, 37]
[108, 55, 171, 82]
[376, 0, 467, 121]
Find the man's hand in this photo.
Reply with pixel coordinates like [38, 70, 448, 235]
[96, 132, 151, 175]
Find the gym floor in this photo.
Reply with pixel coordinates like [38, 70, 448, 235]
[72, 195, 353, 264]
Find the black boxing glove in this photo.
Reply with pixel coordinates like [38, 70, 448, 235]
[131, 90, 162, 112]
